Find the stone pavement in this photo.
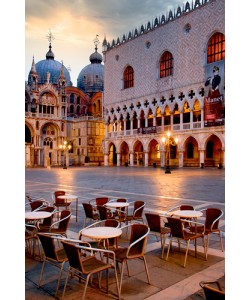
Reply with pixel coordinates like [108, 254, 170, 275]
[25, 166, 225, 299]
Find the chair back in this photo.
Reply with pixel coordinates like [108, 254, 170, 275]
[61, 241, 83, 272]
[40, 206, 56, 226]
[104, 219, 120, 228]
[205, 208, 223, 231]
[97, 205, 109, 220]
[129, 224, 149, 255]
[180, 205, 194, 210]
[133, 201, 145, 217]
[54, 191, 66, 204]
[145, 213, 161, 233]
[38, 233, 59, 261]
[200, 281, 225, 300]
[82, 203, 95, 218]
[30, 200, 44, 211]
[58, 210, 71, 231]
[96, 197, 109, 206]
[167, 217, 184, 239]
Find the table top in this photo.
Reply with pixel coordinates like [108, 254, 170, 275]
[25, 211, 51, 220]
[169, 210, 203, 218]
[105, 202, 130, 208]
[57, 194, 78, 200]
[80, 226, 122, 239]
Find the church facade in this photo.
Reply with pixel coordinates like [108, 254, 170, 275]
[25, 36, 105, 167]
[101, 0, 225, 169]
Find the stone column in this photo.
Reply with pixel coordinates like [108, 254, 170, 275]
[144, 152, 148, 167]
[160, 150, 166, 168]
[178, 150, 184, 168]
[130, 152, 134, 166]
[117, 152, 121, 166]
[190, 109, 193, 129]
[104, 152, 109, 166]
[180, 111, 183, 130]
[124, 119, 127, 136]
[130, 119, 133, 135]
[105, 123, 109, 138]
[199, 149, 205, 168]
[201, 108, 204, 128]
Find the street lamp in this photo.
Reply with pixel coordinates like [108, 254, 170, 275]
[59, 140, 72, 169]
[162, 131, 178, 174]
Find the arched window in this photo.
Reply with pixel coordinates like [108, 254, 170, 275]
[160, 51, 173, 78]
[207, 32, 225, 64]
[70, 93, 74, 104]
[124, 66, 134, 89]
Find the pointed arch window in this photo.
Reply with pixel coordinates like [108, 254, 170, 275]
[160, 51, 173, 78]
[124, 66, 134, 89]
[207, 32, 225, 64]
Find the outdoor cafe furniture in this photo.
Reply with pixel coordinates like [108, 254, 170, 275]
[37, 233, 68, 298]
[61, 239, 121, 300]
[82, 202, 100, 227]
[189, 208, 224, 259]
[79, 225, 122, 250]
[52, 191, 71, 219]
[79, 219, 120, 250]
[199, 280, 225, 300]
[25, 223, 41, 259]
[57, 193, 79, 222]
[111, 223, 150, 295]
[125, 200, 145, 225]
[165, 216, 206, 267]
[166, 209, 203, 256]
[145, 212, 171, 258]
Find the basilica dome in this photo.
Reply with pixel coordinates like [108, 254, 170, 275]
[28, 44, 71, 86]
[77, 46, 104, 94]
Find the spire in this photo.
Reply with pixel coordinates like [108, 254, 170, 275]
[46, 30, 55, 60]
[93, 34, 99, 52]
[59, 61, 66, 79]
[31, 56, 37, 74]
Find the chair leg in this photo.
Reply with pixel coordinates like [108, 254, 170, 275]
[161, 235, 166, 258]
[62, 267, 70, 299]
[55, 261, 66, 298]
[142, 256, 150, 284]
[119, 261, 125, 295]
[183, 240, 190, 268]
[81, 273, 91, 300]
[219, 231, 224, 252]
[165, 235, 172, 260]
[38, 260, 46, 288]
[113, 265, 121, 299]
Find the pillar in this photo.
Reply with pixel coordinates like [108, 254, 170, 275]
[199, 149, 205, 168]
[116, 153, 120, 166]
[160, 150, 166, 167]
[130, 152, 134, 166]
[201, 108, 204, 128]
[180, 111, 183, 130]
[190, 109, 193, 129]
[104, 152, 109, 166]
[178, 150, 184, 168]
[144, 152, 148, 167]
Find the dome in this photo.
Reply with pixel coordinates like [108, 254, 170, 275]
[28, 44, 71, 86]
[77, 49, 104, 93]
[77, 63, 104, 93]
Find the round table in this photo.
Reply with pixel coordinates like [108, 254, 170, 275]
[25, 211, 52, 221]
[57, 194, 78, 222]
[104, 202, 129, 208]
[169, 210, 202, 219]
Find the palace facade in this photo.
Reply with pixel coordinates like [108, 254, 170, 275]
[101, 0, 225, 168]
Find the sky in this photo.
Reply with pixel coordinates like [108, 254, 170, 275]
[25, 0, 186, 86]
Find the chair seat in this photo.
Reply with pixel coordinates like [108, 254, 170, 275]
[81, 256, 113, 274]
[160, 227, 171, 235]
[54, 248, 68, 262]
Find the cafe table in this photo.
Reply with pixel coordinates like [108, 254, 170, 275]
[25, 211, 52, 225]
[57, 194, 79, 222]
[168, 210, 203, 256]
[80, 226, 122, 249]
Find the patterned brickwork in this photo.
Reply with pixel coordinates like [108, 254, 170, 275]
[103, 0, 225, 119]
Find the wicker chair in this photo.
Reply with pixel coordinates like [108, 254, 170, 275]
[52, 191, 71, 219]
[125, 200, 145, 225]
[38, 210, 71, 237]
[112, 223, 150, 295]
[38, 206, 57, 231]
[145, 212, 171, 258]
[61, 240, 120, 299]
[37, 233, 68, 298]
[82, 203, 100, 227]
[190, 208, 224, 259]
[199, 280, 225, 300]
[97, 205, 113, 220]
[166, 216, 206, 267]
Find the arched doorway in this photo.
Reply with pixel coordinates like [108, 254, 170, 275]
[134, 140, 144, 166]
[183, 137, 199, 167]
[108, 143, 117, 165]
[205, 135, 223, 167]
[120, 141, 129, 166]
[148, 139, 160, 166]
